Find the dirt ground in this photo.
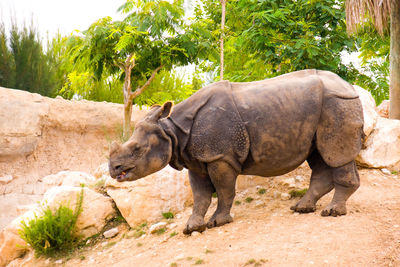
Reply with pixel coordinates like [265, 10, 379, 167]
[12, 166, 400, 267]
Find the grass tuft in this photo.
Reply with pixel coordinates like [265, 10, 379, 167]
[289, 188, 308, 198]
[18, 188, 84, 257]
[162, 211, 174, 219]
[245, 197, 254, 203]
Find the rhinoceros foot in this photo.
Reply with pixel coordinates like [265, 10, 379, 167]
[206, 213, 233, 229]
[183, 215, 207, 235]
[290, 202, 316, 213]
[320, 202, 347, 217]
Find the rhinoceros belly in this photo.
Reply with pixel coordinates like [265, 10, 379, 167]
[231, 76, 323, 176]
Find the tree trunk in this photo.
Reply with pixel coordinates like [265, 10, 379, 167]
[123, 99, 133, 140]
[389, 0, 400, 119]
[220, 0, 226, 81]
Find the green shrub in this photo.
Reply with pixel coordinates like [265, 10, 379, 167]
[162, 211, 174, 219]
[289, 188, 308, 198]
[19, 188, 84, 257]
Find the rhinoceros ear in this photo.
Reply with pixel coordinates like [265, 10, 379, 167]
[109, 141, 120, 155]
[159, 101, 173, 119]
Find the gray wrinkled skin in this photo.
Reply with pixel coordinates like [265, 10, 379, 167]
[109, 69, 364, 235]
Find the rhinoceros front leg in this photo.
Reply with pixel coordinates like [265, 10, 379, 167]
[206, 161, 238, 229]
[321, 160, 360, 216]
[291, 150, 334, 213]
[183, 170, 214, 235]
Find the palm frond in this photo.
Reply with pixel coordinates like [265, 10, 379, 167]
[346, 0, 391, 35]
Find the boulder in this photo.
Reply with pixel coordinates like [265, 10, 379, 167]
[0, 207, 42, 267]
[357, 117, 400, 171]
[42, 186, 116, 238]
[377, 100, 389, 118]
[105, 166, 192, 227]
[41, 171, 97, 189]
[353, 85, 378, 137]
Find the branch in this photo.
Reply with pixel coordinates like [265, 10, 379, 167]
[129, 65, 164, 102]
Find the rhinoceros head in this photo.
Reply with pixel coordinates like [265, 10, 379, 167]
[108, 102, 173, 182]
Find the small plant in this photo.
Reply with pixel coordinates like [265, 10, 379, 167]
[80, 255, 86, 260]
[134, 230, 146, 238]
[205, 249, 214, 254]
[137, 242, 143, 247]
[212, 192, 218, 198]
[246, 259, 256, 265]
[156, 228, 166, 235]
[170, 263, 178, 267]
[392, 171, 398, 175]
[289, 188, 308, 198]
[131, 222, 148, 238]
[194, 258, 204, 265]
[234, 200, 241, 205]
[162, 211, 174, 219]
[170, 231, 178, 238]
[19, 188, 84, 257]
[257, 188, 266, 195]
[105, 241, 116, 248]
[245, 197, 254, 203]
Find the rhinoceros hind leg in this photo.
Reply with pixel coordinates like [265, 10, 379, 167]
[183, 170, 215, 235]
[206, 161, 237, 229]
[321, 160, 360, 217]
[291, 150, 334, 213]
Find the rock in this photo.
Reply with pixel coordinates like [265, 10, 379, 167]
[191, 231, 201, 237]
[255, 200, 265, 207]
[281, 193, 291, 201]
[0, 228, 28, 267]
[0, 206, 44, 267]
[273, 191, 281, 199]
[381, 168, 392, 175]
[281, 178, 296, 188]
[105, 166, 192, 227]
[377, 100, 389, 118]
[55, 259, 63, 264]
[0, 87, 148, 229]
[103, 227, 119, 239]
[93, 163, 110, 180]
[41, 171, 96, 189]
[42, 186, 116, 238]
[0, 175, 12, 184]
[353, 85, 379, 137]
[294, 175, 305, 183]
[357, 118, 400, 171]
[149, 222, 167, 234]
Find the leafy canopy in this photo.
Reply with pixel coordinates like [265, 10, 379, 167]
[196, 0, 359, 82]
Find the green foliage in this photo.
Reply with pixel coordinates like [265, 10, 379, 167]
[155, 227, 166, 235]
[257, 188, 266, 195]
[0, 19, 66, 97]
[196, 0, 359, 82]
[289, 188, 308, 198]
[352, 24, 390, 105]
[245, 197, 254, 203]
[19, 188, 84, 257]
[162, 211, 174, 220]
[63, 0, 212, 107]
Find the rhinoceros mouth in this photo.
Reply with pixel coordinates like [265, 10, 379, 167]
[116, 166, 136, 182]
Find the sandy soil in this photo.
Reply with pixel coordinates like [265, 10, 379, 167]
[12, 167, 400, 267]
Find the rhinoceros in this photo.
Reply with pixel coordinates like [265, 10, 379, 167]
[109, 69, 364, 235]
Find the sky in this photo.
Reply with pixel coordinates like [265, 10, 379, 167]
[0, 0, 126, 38]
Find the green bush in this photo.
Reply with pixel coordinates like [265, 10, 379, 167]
[19, 188, 84, 257]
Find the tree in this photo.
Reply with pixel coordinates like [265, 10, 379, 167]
[220, 0, 226, 80]
[346, 0, 400, 119]
[68, 0, 209, 138]
[0, 20, 64, 97]
[197, 0, 359, 83]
